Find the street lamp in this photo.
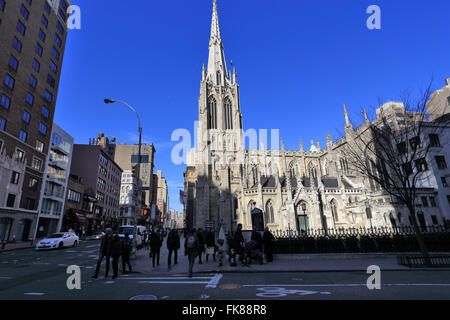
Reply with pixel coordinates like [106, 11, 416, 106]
[104, 98, 142, 259]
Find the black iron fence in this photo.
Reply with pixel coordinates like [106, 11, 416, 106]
[270, 226, 450, 254]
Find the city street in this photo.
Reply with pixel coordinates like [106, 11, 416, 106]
[1, 240, 449, 300]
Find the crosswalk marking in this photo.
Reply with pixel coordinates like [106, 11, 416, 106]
[119, 274, 223, 288]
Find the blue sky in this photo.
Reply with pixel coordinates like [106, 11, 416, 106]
[55, 0, 450, 212]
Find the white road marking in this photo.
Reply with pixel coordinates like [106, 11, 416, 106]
[86, 245, 98, 248]
[243, 283, 450, 287]
[206, 274, 223, 288]
[104, 281, 115, 284]
[24, 293, 46, 296]
[138, 281, 210, 284]
[121, 277, 214, 280]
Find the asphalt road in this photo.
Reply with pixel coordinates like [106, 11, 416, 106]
[1, 241, 449, 300]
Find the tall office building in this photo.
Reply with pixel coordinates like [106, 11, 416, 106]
[0, 0, 70, 243]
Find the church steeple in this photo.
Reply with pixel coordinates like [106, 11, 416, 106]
[207, 0, 228, 86]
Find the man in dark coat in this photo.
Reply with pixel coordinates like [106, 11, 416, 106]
[111, 235, 122, 279]
[149, 229, 162, 267]
[263, 227, 276, 262]
[196, 228, 205, 264]
[121, 233, 133, 273]
[205, 229, 216, 262]
[92, 228, 113, 279]
[234, 224, 245, 264]
[251, 227, 264, 264]
[167, 229, 180, 269]
[185, 228, 200, 277]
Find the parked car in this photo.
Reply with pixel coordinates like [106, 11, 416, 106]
[36, 232, 79, 250]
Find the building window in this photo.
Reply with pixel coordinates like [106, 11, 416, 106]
[39, 122, 47, 135]
[429, 197, 437, 208]
[0, 116, 6, 131]
[6, 194, 16, 208]
[44, 1, 50, 14]
[421, 197, 429, 207]
[415, 158, 428, 172]
[429, 134, 441, 147]
[35, 43, 43, 56]
[442, 177, 448, 188]
[17, 20, 26, 35]
[39, 29, 46, 42]
[20, 4, 29, 20]
[42, 106, 50, 118]
[31, 157, 41, 171]
[436, 156, 447, 170]
[44, 90, 52, 103]
[13, 37, 23, 53]
[11, 172, 20, 184]
[36, 140, 44, 152]
[47, 74, 55, 88]
[57, 21, 64, 35]
[25, 198, 35, 210]
[54, 33, 62, 47]
[19, 130, 27, 142]
[32, 59, 40, 72]
[15, 149, 24, 162]
[22, 110, 31, 123]
[41, 15, 48, 28]
[26, 92, 34, 105]
[431, 215, 439, 225]
[409, 136, 421, 149]
[9, 55, 19, 71]
[4, 74, 15, 89]
[1, 95, 11, 110]
[52, 47, 60, 60]
[25, 76, 34, 89]
[49, 60, 57, 74]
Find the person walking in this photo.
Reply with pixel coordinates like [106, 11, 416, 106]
[234, 224, 245, 264]
[92, 228, 114, 279]
[167, 229, 180, 269]
[196, 228, 205, 264]
[251, 227, 264, 264]
[121, 233, 133, 274]
[185, 228, 200, 278]
[216, 227, 227, 267]
[263, 227, 276, 263]
[111, 235, 122, 279]
[149, 228, 162, 268]
[205, 229, 216, 262]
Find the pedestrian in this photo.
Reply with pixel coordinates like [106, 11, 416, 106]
[233, 224, 245, 264]
[185, 228, 200, 278]
[263, 227, 275, 263]
[121, 233, 133, 274]
[92, 228, 114, 279]
[251, 227, 264, 264]
[111, 235, 122, 279]
[196, 228, 205, 264]
[167, 229, 180, 269]
[216, 227, 227, 267]
[149, 228, 162, 267]
[205, 229, 216, 262]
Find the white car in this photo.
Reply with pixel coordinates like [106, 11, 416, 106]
[117, 225, 145, 248]
[36, 232, 79, 250]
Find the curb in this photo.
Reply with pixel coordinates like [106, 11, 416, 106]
[195, 268, 450, 274]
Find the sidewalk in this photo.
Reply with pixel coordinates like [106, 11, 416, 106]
[132, 237, 450, 274]
[0, 241, 35, 252]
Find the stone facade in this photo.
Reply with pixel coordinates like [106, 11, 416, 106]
[185, 1, 450, 234]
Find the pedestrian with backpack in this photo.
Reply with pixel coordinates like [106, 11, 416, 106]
[185, 228, 200, 278]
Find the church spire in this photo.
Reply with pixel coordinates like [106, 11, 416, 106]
[207, 0, 228, 86]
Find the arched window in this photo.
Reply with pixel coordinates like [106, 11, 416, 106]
[330, 199, 338, 222]
[265, 201, 274, 224]
[208, 97, 217, 129]
[289, 161, 296, 181]
[251, 165, 258, 186]
[224, 98, 233, 130]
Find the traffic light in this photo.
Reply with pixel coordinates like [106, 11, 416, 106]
[143, 209, 148, 217]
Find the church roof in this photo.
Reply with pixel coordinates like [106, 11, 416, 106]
[321, 177, 339, 188]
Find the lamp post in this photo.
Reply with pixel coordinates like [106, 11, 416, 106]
[104, 99, 141, 259]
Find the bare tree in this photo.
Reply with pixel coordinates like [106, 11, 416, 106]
[343, 81, 445, 265]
